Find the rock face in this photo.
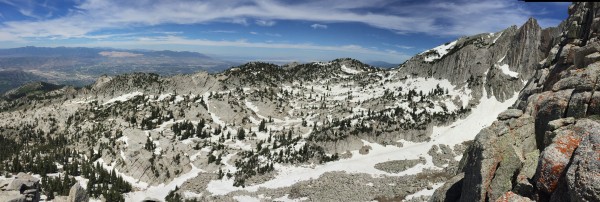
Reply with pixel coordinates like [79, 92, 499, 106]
[433, 2, 600, 202]
[400, 17, 556, 102]
[0, 173, 41, 202]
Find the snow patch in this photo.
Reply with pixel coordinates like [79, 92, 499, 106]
[422, 40, 457, 62]
[340, 65, 362, 74]
[246, 101, 259, 112]
[492, 31, 503, 44]
[103, 92, 143, 105]
[498, 64, 519, 78]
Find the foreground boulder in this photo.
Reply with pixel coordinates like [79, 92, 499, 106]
[0, 173, 40, 202]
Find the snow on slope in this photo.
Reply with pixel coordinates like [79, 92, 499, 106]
[421, 40, 457, 62]
[498, 64, 519, 78]
[496, 55, 519, 78]
[206, 89, 518, 196]
[103, 92, 143, 105]
[492, 31, 503, 44]
[340, 65, 362, 74]
[430, 89, 517, 145]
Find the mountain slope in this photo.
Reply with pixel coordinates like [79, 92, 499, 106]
[2, 81, 64, 100]
[0, 70, 48, 95]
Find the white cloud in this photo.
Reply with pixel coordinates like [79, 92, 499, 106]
[0, 0, 566, 41]
[255, 19, 276, 26]
[382, 43, 413, 49]
[395, 45, 413, 49]
[310, 24, 328, 29]
[250, 31, 258, 35]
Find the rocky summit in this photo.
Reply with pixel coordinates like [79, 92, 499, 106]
[0, 2, 597, 202]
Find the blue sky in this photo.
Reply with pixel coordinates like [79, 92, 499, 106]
[0, 0, 569, 64]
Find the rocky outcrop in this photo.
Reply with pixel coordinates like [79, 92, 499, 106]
[457, 112, 536, 202]
[0, 173, 41, 202]
[67, 183, 88, 202]
[433, 2, 600, 202]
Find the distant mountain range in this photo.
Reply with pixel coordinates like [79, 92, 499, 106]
[0, 46, 213, 59]
[0, 46, 237, 94]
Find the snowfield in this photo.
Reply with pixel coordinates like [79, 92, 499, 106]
[205, 89, 518, 196]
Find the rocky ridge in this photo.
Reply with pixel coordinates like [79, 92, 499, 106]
[433, 2, 600, 202]
[400, 17, 560, 102]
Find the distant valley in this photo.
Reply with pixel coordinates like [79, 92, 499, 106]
[0, 46, 237, 94]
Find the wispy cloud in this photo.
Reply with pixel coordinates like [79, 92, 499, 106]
[0, 0, 564, 42]
[310, 24, 328, 29]
[255, 19, 276, 26]
[204, 30, 237, 34]
[382, 43, 413, 49]
[250, 31, 258, 35]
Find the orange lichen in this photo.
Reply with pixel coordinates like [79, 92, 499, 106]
[554, 132, 581, 155]
[537, 130, 585, 193]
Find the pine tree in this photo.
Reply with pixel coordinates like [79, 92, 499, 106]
[237, 128, 246, 140]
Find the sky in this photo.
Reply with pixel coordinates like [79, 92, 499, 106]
[0, 0, 570, 64]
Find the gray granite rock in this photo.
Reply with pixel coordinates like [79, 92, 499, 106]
[565, 119, 600, 202]
[498, 109, 523, 120]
